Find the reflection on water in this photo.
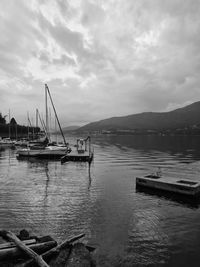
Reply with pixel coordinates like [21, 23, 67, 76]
[1, 135, 200, 266]
[88, 163, 92, 190]
[44, 162, 50, 201]
[136, 186, 200, 209]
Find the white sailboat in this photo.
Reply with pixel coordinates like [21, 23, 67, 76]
[0, 110, 15, 146]
[0, 137, 15, 146]
[17, 84, 69, 159]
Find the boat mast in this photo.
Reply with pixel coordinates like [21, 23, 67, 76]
[32, 117, 34, 139]
[45, 85, 50, 141]
[45, 84, 67, 147]
[8, 109, 10, 139]
[36, 109, 38, 129]
[37, 109, 48, 136]
[27, 112, 29, 140]
[36, 109, 38, 137]
[28, 116, 33, 140]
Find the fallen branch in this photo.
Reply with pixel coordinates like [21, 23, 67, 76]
[0, 240, 56, 261]
[20, 233, 85, 267]
[0, 230, 49, 267]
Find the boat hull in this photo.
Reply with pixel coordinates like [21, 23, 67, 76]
[17, 146, 68, 159]
[0, 139, 15, 146]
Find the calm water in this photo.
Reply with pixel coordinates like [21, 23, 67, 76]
[1, 135, 200, 266]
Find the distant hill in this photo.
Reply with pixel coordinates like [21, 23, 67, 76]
[78, 101, 200, 132]
[62, 125, 80, 132]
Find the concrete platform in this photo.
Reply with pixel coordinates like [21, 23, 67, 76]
[136, 175, 200, 196]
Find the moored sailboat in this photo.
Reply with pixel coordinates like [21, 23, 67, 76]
[0, 110, 16, 146]
[17, 84, 70, 159]
[0, 137, 15, 146]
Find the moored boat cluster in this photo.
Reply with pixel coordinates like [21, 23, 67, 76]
[0, 84, 94, 164]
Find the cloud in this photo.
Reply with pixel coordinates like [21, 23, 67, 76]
[0, 0, 200, 126]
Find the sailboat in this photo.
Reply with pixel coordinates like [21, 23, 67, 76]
[0, 110, 15, 146]
[15, 112, 38, 147]
[0, 137, 15, 146]
[16, 84, 70, 159]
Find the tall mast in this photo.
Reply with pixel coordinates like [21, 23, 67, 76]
[27, 112, 29, 140]
[45, 84, 67, 146]
[45, 85, 49, 139]
[32, 117, 34, 139]
[36, 109, 38, 137]
[36, 109, 38, 128]
[38, 109, 47, 136]
[28, 114, 33, 139]
[8, 109, 10, 139]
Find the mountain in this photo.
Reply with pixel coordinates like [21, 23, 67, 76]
[62, 125, 80, 132]
[78, 101, 200, 132]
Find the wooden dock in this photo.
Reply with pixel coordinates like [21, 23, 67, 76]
[61, 151, 93, 164]
[136, 175, 200, 196]
[61, 136, 94, 164]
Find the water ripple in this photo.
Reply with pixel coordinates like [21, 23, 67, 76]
[0, 136, 200, 266]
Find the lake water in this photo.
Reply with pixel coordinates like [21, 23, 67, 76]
[1, 135, 200, 266]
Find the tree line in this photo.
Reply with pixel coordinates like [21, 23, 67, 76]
[0, 112, 40, 138]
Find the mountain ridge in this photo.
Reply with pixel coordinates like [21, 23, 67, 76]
[62, 125, 80, 132]
[77, 101, 200, 132]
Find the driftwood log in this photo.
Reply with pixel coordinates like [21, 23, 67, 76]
[0, 231, 50, 267]
[0, 231, 95, 267]
[0, 239, 36, 250]
[20, 233, 86, 267]
[0, 241, 56, 261]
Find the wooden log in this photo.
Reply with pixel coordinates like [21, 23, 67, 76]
[0, 241, 57, 261]
[21, 233, 85, 267]
[0, 231, 49, 267]
[57, 233, 85, 251]
[36, 233, 85, 262]
[0, 239, 36, 250]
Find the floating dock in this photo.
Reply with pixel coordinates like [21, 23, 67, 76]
[136, 175, 200, 196]
[61, 136, 94, 164]
[61, 151, 93, 164]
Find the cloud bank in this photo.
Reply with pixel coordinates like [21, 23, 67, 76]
[0, 0, 200, 126]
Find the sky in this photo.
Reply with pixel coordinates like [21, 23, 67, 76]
[0, 0, 200, 127]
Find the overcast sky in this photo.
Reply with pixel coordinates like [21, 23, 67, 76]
[0, 0, 200, 126]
